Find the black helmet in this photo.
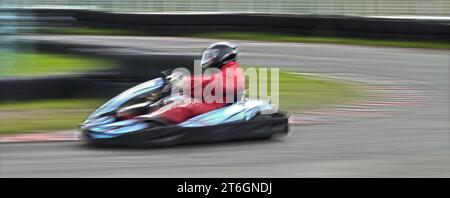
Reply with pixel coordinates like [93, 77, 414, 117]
[201, 42, 238, 69]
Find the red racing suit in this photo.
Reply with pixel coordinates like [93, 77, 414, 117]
[155, 61, 244, 124]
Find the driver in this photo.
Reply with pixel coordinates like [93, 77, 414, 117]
[150, 42, 245, 124]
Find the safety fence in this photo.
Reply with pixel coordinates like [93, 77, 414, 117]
[1, 0, 450, 16]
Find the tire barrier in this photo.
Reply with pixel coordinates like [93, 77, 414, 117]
[29, 41, 200, 79]
[75, 12, 450, 40]
[0, 74, 148, 101]
[0, 41, 198, 102]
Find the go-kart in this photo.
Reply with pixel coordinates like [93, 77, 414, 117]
[80, 71, 289, 147]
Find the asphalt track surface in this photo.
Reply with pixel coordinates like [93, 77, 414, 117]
[1, 35, 449, 177]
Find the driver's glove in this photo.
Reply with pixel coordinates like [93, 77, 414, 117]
[166, 72, 183, 84]
[166, 71, 185, 90]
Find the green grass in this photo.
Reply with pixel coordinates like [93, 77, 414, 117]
[280, 72, 361, 111]
[0, 52, 116, 76]
[246, 69, 362, 112]
[193, 31, 450, 50]
[0, 99, 105, 134]
[0, 71, 362, 134]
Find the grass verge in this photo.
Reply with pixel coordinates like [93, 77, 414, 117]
[278, 72, 361, 111]
[246, 69, 362, 112]
[193, 31, 450, 50]
[0, 51, 115, 76]
[0, 99, 105, 135]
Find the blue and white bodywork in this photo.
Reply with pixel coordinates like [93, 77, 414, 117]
[80, 77, 289, 147]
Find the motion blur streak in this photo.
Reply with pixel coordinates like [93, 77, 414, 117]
[1, 0, 450, 177]
[1, 0, 450, 16]
[1, 36, 449, 177]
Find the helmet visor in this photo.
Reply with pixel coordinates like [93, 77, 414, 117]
[201, 49, 219, 69]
